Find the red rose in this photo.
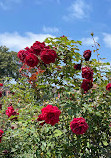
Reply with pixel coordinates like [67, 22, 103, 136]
[0, 104, 2, 110]
[17, 50, 29, 62]
[106, 83, 111, 91]
[82, 67, 93, 80]
[0, 83, 3, 87]
[25, 53, 39, 67]
[25, 47, 32, 53]
[6, 106, 19, 118]
[38, 104, 61, 126]
[81, 79, 93, 92]
[70, 117, 88, 135]
[40, 49, 57, 64]
[11, 126, 14, 129]
[83, 50, 91, 61]
[74, 64, 81, 70]
[37, 114, 44, 121]
[0, 91, 2, 98]
[0, 129, 4, 143]
[30, 41, 45, 55]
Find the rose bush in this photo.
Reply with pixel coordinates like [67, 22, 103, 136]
[0, 35, 111, 158]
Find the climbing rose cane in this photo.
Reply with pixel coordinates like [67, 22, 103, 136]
[37, 104, 61, 126]
[70, 117, 88, 135]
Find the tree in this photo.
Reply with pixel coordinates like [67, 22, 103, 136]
[0, 46, 21, 81]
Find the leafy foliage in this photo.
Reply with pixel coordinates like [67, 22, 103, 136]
[0, 36, 111, 158]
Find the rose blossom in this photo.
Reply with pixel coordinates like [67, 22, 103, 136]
[30, 41, 45, 55]
[6, 106, 19, 118]
[82, 67, 93, 80]
[81, 79, 93, 92]
[37, 104, 61, 126]
[83, 50, 91, 61]
[40, 49, 57, 64]
[0, 104, 2, 110]
[0, 91, 2, 98]
[74, 64, 81, 70]
[70, 117, 88, 135]
[106, 83, 111, 91]
[0, 83, 3, 87]
[17, 50, 29, 62]
[25, 53, 39, 67]
[0, 129, 4, 143]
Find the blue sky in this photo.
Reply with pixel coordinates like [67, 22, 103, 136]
[0, 0, 111, 62]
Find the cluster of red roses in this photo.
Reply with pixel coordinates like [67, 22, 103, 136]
[17, 41, 57, 67]
[37, 104, 89, 135]
[81, 66, 93, 93]
[74, 50, 111, 92]
[74, 50, 93, 92]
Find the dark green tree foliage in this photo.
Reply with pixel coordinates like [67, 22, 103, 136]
[0, 46, 21, 80]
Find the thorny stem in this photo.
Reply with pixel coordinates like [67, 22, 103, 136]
[92, 35, 102, 78]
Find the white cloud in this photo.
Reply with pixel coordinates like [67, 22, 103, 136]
[63, 0, 91, 20]
[43, 26, 59, 33]
[81, 37, 99, 46]
[0, 32, 54, 51]
[103, 33, 111, 48]
[35, 0, 60, 5]
[0, 0, 22, 10]
[0, 2, 8, 10]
